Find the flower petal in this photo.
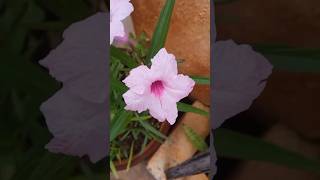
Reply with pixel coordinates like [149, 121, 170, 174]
[148, 95, 166, 122]
[122, 65, 151, 94]
[151, 48, 178, 78]
[62, 13, 107, 50]
[41, 89, 107, 162]
[40, 47, 108, 103]
[161, 91, 178, 125]
[110, 20, 125, 45]
[111, 0, 134, 22]
[123, 89, 148, 113]
[64, 67, 108, 103]
[212, 40, 273, 128]
[39, 13, 108, 103]
[164, 74, 195, 102]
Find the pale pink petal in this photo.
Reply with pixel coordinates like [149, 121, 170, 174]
[113, 33, 131, 47]
[122, 65, 151, 94]
[151, 48, 178, 77]
[40, 47, 108, 103]
[148, 95, 166, 122]
[122, 48, 195, 124]
[46, 111, 107, 162]
[164, 74, 195, 102]
[110, 0, 134, 22]
[123, 90, 148, 113]
[122, 65, 150, 87]
[62, 13, 107, 50]
[110, 0, 133, 44]
[64, 67, 107, 103]
[110, 20, 125, 45]
[212, 40, 273, 129]
[41, 89, 107, 162]
[161, 92, 178, 125]
[39, 13, 108, 103]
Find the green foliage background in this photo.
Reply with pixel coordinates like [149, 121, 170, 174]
[0, 0, 107, 179]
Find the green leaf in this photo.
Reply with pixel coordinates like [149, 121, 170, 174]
[215, 0, 238, 4]
[131, 115, 151, 121]
[145, 0, 175, 64]
[21, 1, 45, 23]
[177, 102, 209, 116]
[214, 128, 320, 173]
[66, 174, 106, 180]
[110, 78, 127, 95]
[27, 155, 75, 180]
[22, 21, 69, 31]
[39, 0, 91, 22]
[126, 141, 135, 171]
[190, 76, 210, 85]
[183, 124, 208, 152]
[11, 150, 77, 180]
[79, 161, 99, 180]
[138, 120, 167, 140]
[111, 46, 138, 68]
[254, 45, 320, 73]
[110, 161, 119, 179]
[110, 110, 132, 141]
[0, 48, 60, 100]
[263, 54, 320, 73]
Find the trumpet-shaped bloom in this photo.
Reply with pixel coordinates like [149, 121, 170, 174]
[110, 0, 133, 44]
[122, 48, 195, 125]
[40, 13, 108, 163]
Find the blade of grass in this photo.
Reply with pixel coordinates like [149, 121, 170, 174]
[110, 110, 132, 141]
[145, 130, 165, 143]
[131, 115, 151, 121]
[140, 136, 149, 154]
[215, 0, 238, 4]
[183, 124, 208, 152]
[177, 102, 209, 117]
[111, 46, 138, 68]
[119, 130, 131, 141]
[190, 76, 210, 85]
[215, 128, 320, 174]
[145, 0, 175, 64]
[262, 54, 320, 73]
[253, 45, 320, 73]
[79, 161, 97, 180]
[138, 120, 167, 140]
[110, 161, 119, 179]
[110, 78, 127, 94]
[126, 141, 135, 171]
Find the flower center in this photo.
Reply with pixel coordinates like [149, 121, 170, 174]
[151, 80, 164, 97]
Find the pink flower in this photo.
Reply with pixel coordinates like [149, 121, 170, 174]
[122, 48, 195, 125]
[110, 0, 133, 45]
[40, 13, 108, 163]
[113, 33, 132, 48]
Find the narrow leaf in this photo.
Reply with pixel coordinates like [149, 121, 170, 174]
[253, 45, 320, 73]
[190, 76, 210, 85]
[183, 125, 208, 152]
[110, 110, 132, 141]
[126, 141, 135, 171]
[110, 78, 127, 94]
[215, 128, 320, 173]
[111, 46, 138, 68]
[110, 161, 119, 179]
[139, 120, 167, 140]
[177, 102, 209, 116]
[145, 0, 175, 64]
